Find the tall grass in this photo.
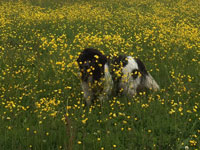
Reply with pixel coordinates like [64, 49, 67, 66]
[0, 0, 199, 149]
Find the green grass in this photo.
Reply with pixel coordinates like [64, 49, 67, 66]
[0, 0, 199, 149]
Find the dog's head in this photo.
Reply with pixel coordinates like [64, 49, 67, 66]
[77, 48, 107, 82]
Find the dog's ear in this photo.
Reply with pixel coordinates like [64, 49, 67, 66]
[135, 58, 148, 76]
[77, 53, 85, 68]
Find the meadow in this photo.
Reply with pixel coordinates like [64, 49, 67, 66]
[0, 0, 199, 149]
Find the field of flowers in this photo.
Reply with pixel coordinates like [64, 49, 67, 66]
[0, 0, 199, 149]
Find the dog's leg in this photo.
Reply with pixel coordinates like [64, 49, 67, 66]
[127, 78, 140, 97]
[99, 64, 113, 102]
[81, 81, 93, 106]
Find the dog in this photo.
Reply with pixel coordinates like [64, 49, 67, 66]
[77, 48, 113, 106]
[110, 55, 160, 98]
[77, 48, 160, 105]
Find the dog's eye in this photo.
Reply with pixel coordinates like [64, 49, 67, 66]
[132, 69, 140, 79]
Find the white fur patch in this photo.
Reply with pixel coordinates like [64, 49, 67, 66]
[81, 76, 93, 106]
[119, 56, 141, 97]
[98, 63, 113, 102]
[143, 73, 160, 91]
[123, 56, 139, 72]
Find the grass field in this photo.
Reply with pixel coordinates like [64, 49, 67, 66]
[0, 0, 199, 149]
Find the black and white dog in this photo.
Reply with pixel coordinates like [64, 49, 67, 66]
[110, 55, 160, 98]
[77, 48, 160, 105]
[77, 48, 113, 106]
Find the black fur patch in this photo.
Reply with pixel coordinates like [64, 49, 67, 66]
[109, 55, 128, 79]
[134, 58, 149, 85]
[135, 58, 148, 76]
[77, 48, 107, 82]
[131, 69, 139, 79]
